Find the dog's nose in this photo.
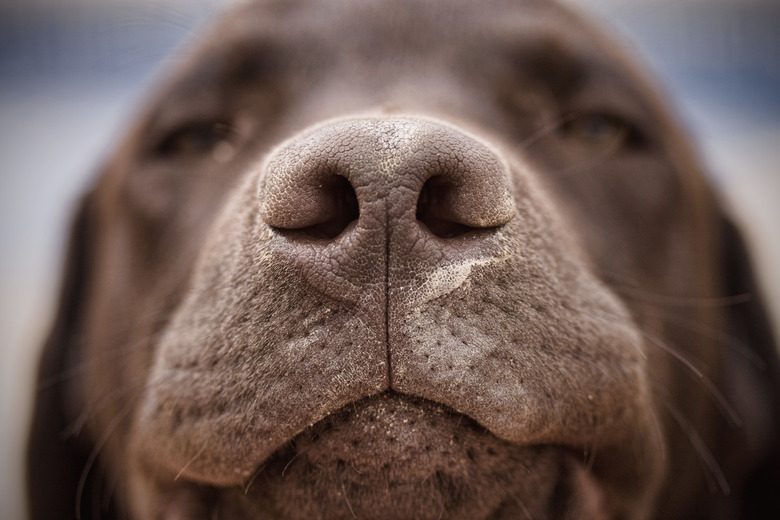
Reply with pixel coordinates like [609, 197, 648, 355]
[260, 118, 514, 303]
[261, 119, 514, 239]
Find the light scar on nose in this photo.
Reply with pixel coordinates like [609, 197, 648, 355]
[406, 245, 511, 308]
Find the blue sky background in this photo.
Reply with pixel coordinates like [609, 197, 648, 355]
[1, 1, 778, 517]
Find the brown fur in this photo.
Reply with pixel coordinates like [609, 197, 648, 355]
[27, 0, 780, 518]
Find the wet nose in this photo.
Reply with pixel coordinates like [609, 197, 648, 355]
[259, 118, 515, 303]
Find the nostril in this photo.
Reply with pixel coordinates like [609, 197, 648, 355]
[269, 174, 359, 240]
[416, 177, 479, 238]
[262, 119, 515, 243]
[416, 171, 515, 239]
[302, 175, 359, 239]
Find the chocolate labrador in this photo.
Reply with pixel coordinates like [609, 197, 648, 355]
[26, 0, 780, 518]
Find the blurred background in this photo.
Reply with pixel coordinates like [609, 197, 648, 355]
[1, 0, 778, 517]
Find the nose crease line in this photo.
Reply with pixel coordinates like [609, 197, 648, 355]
[383, 202, 393, 389]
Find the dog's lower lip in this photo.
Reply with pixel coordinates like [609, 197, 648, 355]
[243, 392, 483, 472]
[244, 392, 546, 476]
[240, 391, 586, 479]
[175, 394, 603, 519]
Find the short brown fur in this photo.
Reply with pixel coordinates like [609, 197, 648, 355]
[27, 1, 780, 518]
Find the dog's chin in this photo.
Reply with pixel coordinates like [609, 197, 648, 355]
[149, 393, 613, 520]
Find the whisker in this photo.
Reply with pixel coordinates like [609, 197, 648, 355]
[517, 114, 572, 152]
[38, 308, 177, 390]
[661, 398, 731, 496]
[102, 459, 121, 515]
[538, 350, 601, 470]
[89, 462, 105, 520]
[281, 451, 300, 478]
[341, 480, 358, 519]
[75, 396, 141, 520]
[175, 442, 209, 481]
[584, 419, 599, 472]
[561, 348, 667, 463]
[492, 478, 534, 520]
[625, 304, 765, 369]
[68, 377, 148, 437]
[573, 305, 743, 429]
[243, 463, 266, 494]
[648, 394, 668, 462]
[613, 286, 752, 309]
[598, 268, 755, 307]
[37, 339, 141, 390]
[638, 328, 742, 429]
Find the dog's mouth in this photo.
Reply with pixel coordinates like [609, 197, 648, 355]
[151, 393, 612, 519]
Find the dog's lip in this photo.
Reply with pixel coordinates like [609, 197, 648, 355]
[163, 393, 612, 519]
[240, 391, 582, 480]
[154, 449, 604, 520]
[166, 391, 511, 486]
[224, 391, 486, 480]
[162, 390, 606, 488]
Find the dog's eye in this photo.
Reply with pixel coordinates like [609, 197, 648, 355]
[155, 122, 237, 162]
[561, 113, 639, 152]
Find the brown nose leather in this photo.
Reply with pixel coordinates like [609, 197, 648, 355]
[259, 118, 515, 305]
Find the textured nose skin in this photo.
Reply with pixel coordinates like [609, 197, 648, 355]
[261, 119, 514, 234]
[260, 118, 515, 301]
[259, 118, 515, 391]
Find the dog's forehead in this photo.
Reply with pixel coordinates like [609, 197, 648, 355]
[151, 0, 644, 121]
[223, 0, 569, 38]
[214, 0, 598, 60]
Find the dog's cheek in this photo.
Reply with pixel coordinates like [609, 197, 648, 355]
[73, 169, 231, 486]
[125, 170, 388, 486]
[75, 217, 167, 472]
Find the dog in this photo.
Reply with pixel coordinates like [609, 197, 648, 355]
[26, 0, 780, 518]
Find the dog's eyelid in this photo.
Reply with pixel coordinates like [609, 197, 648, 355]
[559, 108, 648, 151]
[567, 83, 653, 132]
[151, 119, 241, 159]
